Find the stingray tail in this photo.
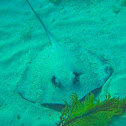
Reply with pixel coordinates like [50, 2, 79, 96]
[25, 0, 57, 46]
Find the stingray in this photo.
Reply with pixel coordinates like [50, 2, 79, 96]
[17, 0, 112, 107]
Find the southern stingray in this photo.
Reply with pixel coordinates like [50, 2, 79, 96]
[17, 0, 112, 108]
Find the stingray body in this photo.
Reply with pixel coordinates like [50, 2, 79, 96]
[17, 0, 112, 104]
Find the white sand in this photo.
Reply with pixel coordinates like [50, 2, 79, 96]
[0, 0, 126, 125]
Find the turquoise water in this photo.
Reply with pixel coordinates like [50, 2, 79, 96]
[0, 0, 126, 125]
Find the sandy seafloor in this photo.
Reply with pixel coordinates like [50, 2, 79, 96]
[0, 0, 126, 125]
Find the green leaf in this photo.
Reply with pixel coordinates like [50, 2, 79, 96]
[57, 93, 126, 126]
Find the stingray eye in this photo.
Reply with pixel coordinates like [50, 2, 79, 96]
[73, 72, 81, 84]
[52, 76, 61, 88]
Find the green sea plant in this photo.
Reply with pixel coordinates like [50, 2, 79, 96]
[57, 93, 126, 126]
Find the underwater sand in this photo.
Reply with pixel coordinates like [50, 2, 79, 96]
[0, 0, 126, 125]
